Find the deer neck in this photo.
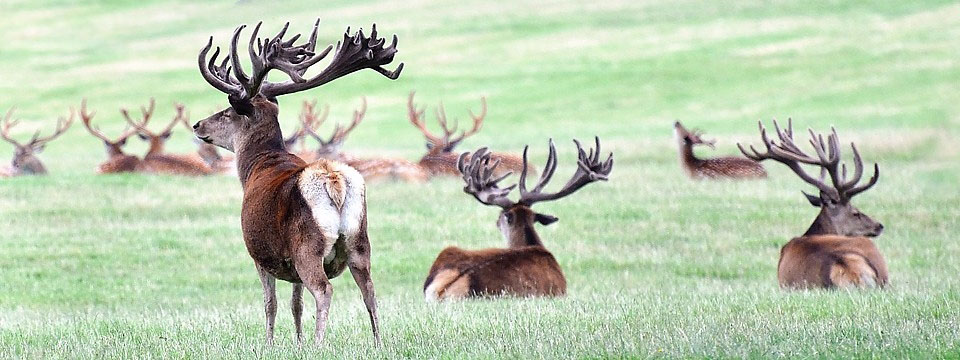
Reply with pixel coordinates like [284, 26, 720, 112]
[234, 112, 288, 187]
[803, 210, 836, 236]
[505, 221, 544, 248]
[146, 139, 165, 157]
[677, 140, 700, 169]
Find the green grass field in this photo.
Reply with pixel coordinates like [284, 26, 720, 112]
[1, 0, 959, 358]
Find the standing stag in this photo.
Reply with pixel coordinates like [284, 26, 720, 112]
[407, 92, 529, 178]
[0, 108, 73, 177]
[123, 99, 212, 176]
[79, 100, 142, 174]
[423, 137, 614, 301]
[301, 98, 427, 182]
[739, 119, 887, 289]
[674, 121, 766, 179]
[191, 19, 402, 345]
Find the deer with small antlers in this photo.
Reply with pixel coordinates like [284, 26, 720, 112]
[191, 19, 401, 345]
[407, 92, 529, 178]
[301, 98, 428, 182]
[79, 100, 143, 174]
[123, 99, 212, 176]
[739, 119, 887, 290]
[0, 108, 73, 177]
[674, 121, 766, 179]
[423, 137, 614, 301]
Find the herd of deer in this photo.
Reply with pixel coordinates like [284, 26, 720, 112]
[0, 19, 889, 346]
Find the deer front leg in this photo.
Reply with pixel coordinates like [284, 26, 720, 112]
[295, 243, 334, 345]
[256, 265, 277, 346]
[291, 283, 304, 346]
[347, 232, 382, 346]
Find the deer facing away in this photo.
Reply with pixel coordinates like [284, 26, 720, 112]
[191, 20, 402, 345]
[739, 119, 887, 289]
[423, 137, 614, 301]
[299, 98, 428, 182]
[79, 100, 143, 174]
[0, 108, 73, 177]
[674, 121, 766, 179]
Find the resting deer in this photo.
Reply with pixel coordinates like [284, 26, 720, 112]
[423, 137, 614, 301]
[739, 119, 887, 289]
[79, 100, 143, 174]
[191, 20, 402, 345]
[0, 107, 73, 177]
[674, 121, 766, 179]
[407, 92, 528, 178]
[301, 98, 427, 182]
[123, 99, 212, 176]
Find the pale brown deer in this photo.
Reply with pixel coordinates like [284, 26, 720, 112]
[423, 137, 614, 301]
[407, 92, 529, 178]
[301, 98, 428, 182]
[79, 100, 143, 174]
[191, 20, 401, 345]
[122, 99, 212, 176]
[674, 121, 766, 179]
[0, 107, 73, 177]
[739, 119, 887, 290]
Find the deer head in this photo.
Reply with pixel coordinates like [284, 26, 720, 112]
[408, 92, 485, 155]
[674, 121, 715, 149]
[739, 119, 883, 237]
[0, 108, 74, 175]
[192, 20, 402, 157]
[79, 99, 138, 158]
[459, 137, 614, 248]
[122, 99, 187, 157]
[301, 98, 366, 159]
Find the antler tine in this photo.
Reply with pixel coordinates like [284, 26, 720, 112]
[198, 37, 242, 97]
[408, 92, 444, 145]
[0, 108, 23, 146]
[458, 148, 516, 209]
[79, 99, 112, 143]
[32, 108, 75, 147]
[333, 97, 366, 143]
[519, 139, 558, 196]
[443, 96, 487, 148]
[121, 100, 155, 137]
[160, 103, 188, 135]
[518, 137, 613, 206]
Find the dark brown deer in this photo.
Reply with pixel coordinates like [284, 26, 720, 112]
[123, 99, 212, 176]
[423, 137, 614, 301]
[79, 100, 143, 174]
[407, 92, 529, 178]
[301, 98, 428, 182]
[0, 107, 73, 177]
[674, 121, 766, 179]
[739, 119, 887, 289]
[191, 19, 401, 345]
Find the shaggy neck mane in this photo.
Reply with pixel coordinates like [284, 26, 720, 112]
[235, 98, 302, 187]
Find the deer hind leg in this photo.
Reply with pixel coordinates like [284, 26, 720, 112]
[346, 230, 382, 346]
[256, 265, 277, 346]
[294, 240, 334, 346]
[291, 283, 304, 346]
[829, 253, 878, 289]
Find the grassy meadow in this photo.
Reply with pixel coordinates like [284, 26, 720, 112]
[1, 0, 959, 358]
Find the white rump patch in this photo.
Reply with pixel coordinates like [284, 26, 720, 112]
[298, 160, 366, 260]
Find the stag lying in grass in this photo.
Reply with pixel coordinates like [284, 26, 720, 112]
[191, 19, 402, 345]
[407, 92, 529, 178]
[674, 121, 766, 179]
[423, 137, 613, 301]
[300, 99, 427, 182]
[0, 108, 73, 177]
[79, 100, 143, 174]
[739, 119, 887, 290]
[123, 99, 212, 176]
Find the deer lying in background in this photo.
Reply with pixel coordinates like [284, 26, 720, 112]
[192, 19, 401, 345]
[123, 99, 212, 176]
[739, 119, 887, 290]
[79, 100, 143, 174]
[674, 121, 766, 179]
[408, 92, 529, 178]
[0, 107, 73, 177]
[423, 137, 614, 301]
[301, 99, 427, 182]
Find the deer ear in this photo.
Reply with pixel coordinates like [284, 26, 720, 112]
[535, 213, 559, 226]
[117, 138, 127, 146]
[33, 144, 45, 153]
[161, 132, 172, 140]
[137, 133, 149, 141]
[425, 142, 434, 151]
[803, 191, 822, 207]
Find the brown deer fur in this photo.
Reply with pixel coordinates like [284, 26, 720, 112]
[123, 99, 212, 176]
[740, 119, 887, 290]
[191, 20, 401, 346]
[79, 100, 143, 174]
[424, 138, 613, 301]
[674, 121, 766, 179]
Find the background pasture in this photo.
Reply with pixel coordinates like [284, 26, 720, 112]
[0, 0, 958, 358]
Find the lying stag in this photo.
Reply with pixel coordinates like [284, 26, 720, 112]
[0, 108, 73, 177]
[79, 100, 142, 174]
[674, 121, 766, 179]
